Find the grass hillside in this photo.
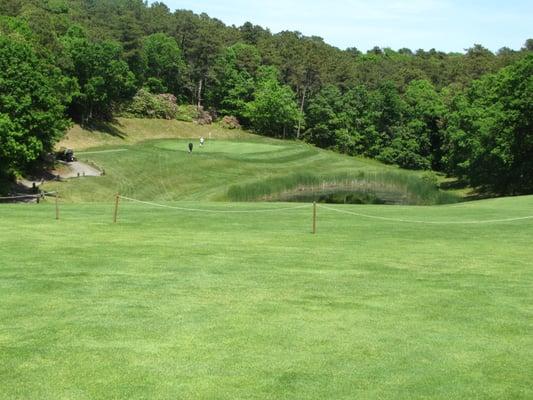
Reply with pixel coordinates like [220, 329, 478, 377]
[45, 119, 458, 204]
[58, 118, 251, 150]
[1, 196, 532, 398]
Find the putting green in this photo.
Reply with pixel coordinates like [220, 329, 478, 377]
[154, 139, 287, 154]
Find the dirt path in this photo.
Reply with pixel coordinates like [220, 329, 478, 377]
[19, 161, 103, 189]
[56, 161, 102, 178]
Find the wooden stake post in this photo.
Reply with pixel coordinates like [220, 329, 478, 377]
[55, 193, 60, 220]
[113, 193, 120, 223]
[312, 201, 317, 234]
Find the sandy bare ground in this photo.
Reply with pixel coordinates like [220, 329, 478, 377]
[55, 161, 102, 178]
[19, 161, 102, 189]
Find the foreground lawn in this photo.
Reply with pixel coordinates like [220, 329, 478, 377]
[1, 196, 532, 399]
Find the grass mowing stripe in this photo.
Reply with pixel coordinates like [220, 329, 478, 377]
[0, 198, 532, 399]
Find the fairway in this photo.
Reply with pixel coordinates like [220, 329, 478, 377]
[1, 196, 532, 399]
[2, 0, 531, 397]
[155, 139, 287, 155]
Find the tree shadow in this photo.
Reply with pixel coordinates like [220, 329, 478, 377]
[83, 119, 127, 139]
[0, 179, 42, 200]
[440, 179, 505, 201]
[438, 178, 477, 201]
[439, 178, 468, 191]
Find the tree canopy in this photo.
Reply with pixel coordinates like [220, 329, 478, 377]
[0, 0, 532, 194]
[0, 32, 71, 177]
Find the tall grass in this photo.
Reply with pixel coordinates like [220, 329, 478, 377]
[227, 170, 460, 205]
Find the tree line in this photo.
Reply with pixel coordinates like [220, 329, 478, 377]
[0, 0, 532, 194]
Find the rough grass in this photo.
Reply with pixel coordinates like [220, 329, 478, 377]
[0, 196, 532, 399]
[227, 170, 459, 205]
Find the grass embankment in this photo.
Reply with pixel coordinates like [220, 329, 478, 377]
[1, 196, 532, 398]
[59, 118, 250, 150]
[46, 119, 458, 204]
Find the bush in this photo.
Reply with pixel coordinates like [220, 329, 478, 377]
[175, 105, 198, 122]
[145, 78, 167, 94]
[121, 89, 177, 119]
[196, 106, 213, 125]
[420, 171, 439, 188]
[220, 116, 241, 129]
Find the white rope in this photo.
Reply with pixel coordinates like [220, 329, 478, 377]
[319, 204, 533, 224]
[119, 195, 311, 214]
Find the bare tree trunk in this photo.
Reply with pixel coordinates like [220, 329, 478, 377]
[197, 79, 203, 110]
[296, 85, 307, 139]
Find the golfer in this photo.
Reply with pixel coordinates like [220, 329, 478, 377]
[200, 137, 205, 146]
[188, 142, 193, 153]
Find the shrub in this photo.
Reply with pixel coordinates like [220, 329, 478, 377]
[196, 106, 213, 125]
[121, 89, 177, 119]
[420, 171, 439, 188]
[175, 105, 198, 122]
[220, 116, 241, 129]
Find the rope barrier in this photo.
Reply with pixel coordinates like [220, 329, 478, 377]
[319, 204, 533, 224]
[119, 195, 311, 214]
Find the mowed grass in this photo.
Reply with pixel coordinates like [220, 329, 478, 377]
[47, 135, 387, 202]
[1, 196, 532, 399]
[45, 136, 456, 204]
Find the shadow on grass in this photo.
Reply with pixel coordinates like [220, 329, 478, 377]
[0, 179, 41, 201]
[439, 178, 469, 191]
[439, 178, 516, 201]
[83, 119, 126, 139]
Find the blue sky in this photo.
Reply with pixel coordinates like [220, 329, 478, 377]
[157, 0, 532, 52]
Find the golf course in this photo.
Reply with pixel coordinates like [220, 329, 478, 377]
[1, 120, 532, 399]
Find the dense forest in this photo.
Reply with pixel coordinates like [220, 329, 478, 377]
[1, 0, 532, 194]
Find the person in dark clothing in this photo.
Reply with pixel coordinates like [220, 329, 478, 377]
[188, 142, 193, 153]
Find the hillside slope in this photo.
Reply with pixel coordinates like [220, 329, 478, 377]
[44, 119, 458, 204]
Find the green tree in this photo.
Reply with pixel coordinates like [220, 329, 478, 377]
[304, 85, 345, 149]
[61, 27, 136, 122]
[0, 35, 70, 177]
[402, 79, 445, 169]
[443, 55, 533, 193]
[245, 67, 302, 137]
[207, 43, 260, 121]
[141, 33, 187, 97]
[304, 85, 368, 155]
